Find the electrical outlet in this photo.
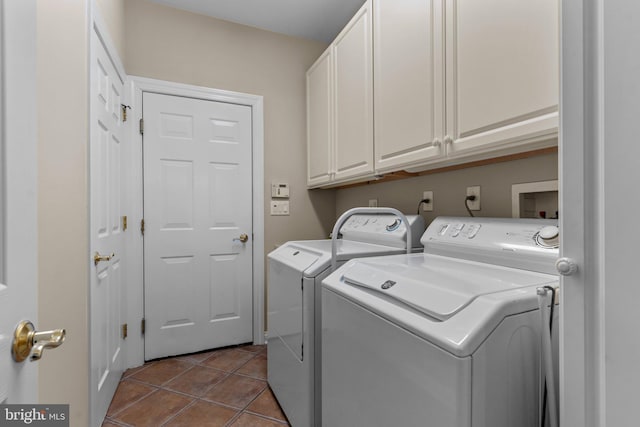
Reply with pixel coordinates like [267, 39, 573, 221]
[466, 186, 481, 211]
[422, 191, 433, 211]
[368, 199, 378, 207]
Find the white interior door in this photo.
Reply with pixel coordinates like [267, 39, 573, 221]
[0, 0, 39, 403]
[89, 27, 126, 426]
[143, 92, 254, 360]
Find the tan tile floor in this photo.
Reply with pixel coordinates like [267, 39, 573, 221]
[102, 344, 290, 427]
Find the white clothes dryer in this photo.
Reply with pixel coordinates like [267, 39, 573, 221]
[267, 208, 426, 427]
[321, 217, 559, 427]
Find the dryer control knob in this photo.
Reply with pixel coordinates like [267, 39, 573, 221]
[539, 226, 559, 240]
[555, 257, 578, 276]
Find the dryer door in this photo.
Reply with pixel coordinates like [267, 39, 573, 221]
[268, 245, 321, 360]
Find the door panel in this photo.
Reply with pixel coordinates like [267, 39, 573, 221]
[0, 0, 38, 403]
[143, 93, 253, 360]
[89, 28, 125, 425]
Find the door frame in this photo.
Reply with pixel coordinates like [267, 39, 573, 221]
[127, 76, 265, 366]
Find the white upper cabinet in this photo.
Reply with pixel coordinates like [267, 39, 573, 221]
[306, 0, 373, 188]
[373, 0, 446, 174]
[444, 0, 559, 158]
[307, 0, 559, 187]
[333, 2, 374, 182]
[307, 49, 332, 187]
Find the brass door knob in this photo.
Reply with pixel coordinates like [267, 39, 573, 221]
[233, 234, 249, 243]
[12, 320, 66, 362]
[94, 252, 115, 266]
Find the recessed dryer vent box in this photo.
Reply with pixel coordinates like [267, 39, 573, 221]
[512, 180, 558, 219]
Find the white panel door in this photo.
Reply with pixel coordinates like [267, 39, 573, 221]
[143, 93, 253, 360]
[0, 0, 39, 403]
[89, 29, 125, 425]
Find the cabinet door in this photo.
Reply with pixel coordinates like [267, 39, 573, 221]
[307, 48, 333, 187]
[374, 0, 445, 174]
[445, 0, 559, 157]
[333, 0, 374, 183]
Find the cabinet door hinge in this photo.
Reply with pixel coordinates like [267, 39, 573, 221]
[141, 218, 145, 236]
[122, 215, 128, 231]
[122, 323, 128, 339]
[139, 118, 144, 135]
[141, 318, 146, 335]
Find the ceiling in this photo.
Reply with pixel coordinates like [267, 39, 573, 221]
[146, 0, 367, 43]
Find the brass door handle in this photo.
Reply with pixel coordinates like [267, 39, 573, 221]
[12, 320, 66, 362]
[233, 234, 249, 243]
[94, 252, 115, 266]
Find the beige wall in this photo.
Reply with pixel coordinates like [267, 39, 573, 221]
[336, 152, 559, 222]
[95, 0, 125, 61]
[36, 1, 89, 426]
[124, 0, 336, 255]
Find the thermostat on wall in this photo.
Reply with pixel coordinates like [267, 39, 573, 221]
[271, 182, 290, 198]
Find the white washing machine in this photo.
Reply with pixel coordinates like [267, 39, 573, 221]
[267, 208, 426, 427]
[321, 217, 560, 427]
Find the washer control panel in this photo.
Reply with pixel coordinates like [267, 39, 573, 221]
[422, 217, 559, 274]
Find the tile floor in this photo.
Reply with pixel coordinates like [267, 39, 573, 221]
[102, 344, 290, 427]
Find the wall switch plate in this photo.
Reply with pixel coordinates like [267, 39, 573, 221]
[368, 199, 378, 207]
[466, 186, 481, 211]
[422, 191, 433, 211]
[271, 200, 290, 215]
[271, 182, 290, 198]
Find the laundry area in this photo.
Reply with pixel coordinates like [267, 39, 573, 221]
[1, 0, 639, 427]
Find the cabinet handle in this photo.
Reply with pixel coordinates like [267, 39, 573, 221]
[444, 136, 454, 145]
[432, 138, 442, 147]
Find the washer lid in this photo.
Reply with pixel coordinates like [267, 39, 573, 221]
[269, 240, 409, 277]
[341, 254, 556, 321]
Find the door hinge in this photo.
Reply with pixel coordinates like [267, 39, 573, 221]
[121, 104, 131, 122]
[140, 218, 145, 236]
[141, 318, 146, 335]
[122, 323, 128, 339]
[122, 215, 128, 231]
[139, 118, 144, 135]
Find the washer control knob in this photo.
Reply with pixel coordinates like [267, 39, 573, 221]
[539, 226, 559, 240]
[555, 257, 578, 276]
[386, 218, 401, 232]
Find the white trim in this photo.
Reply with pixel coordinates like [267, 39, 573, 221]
[127, 76, 265, 366]
[559, 0, 598, 425]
